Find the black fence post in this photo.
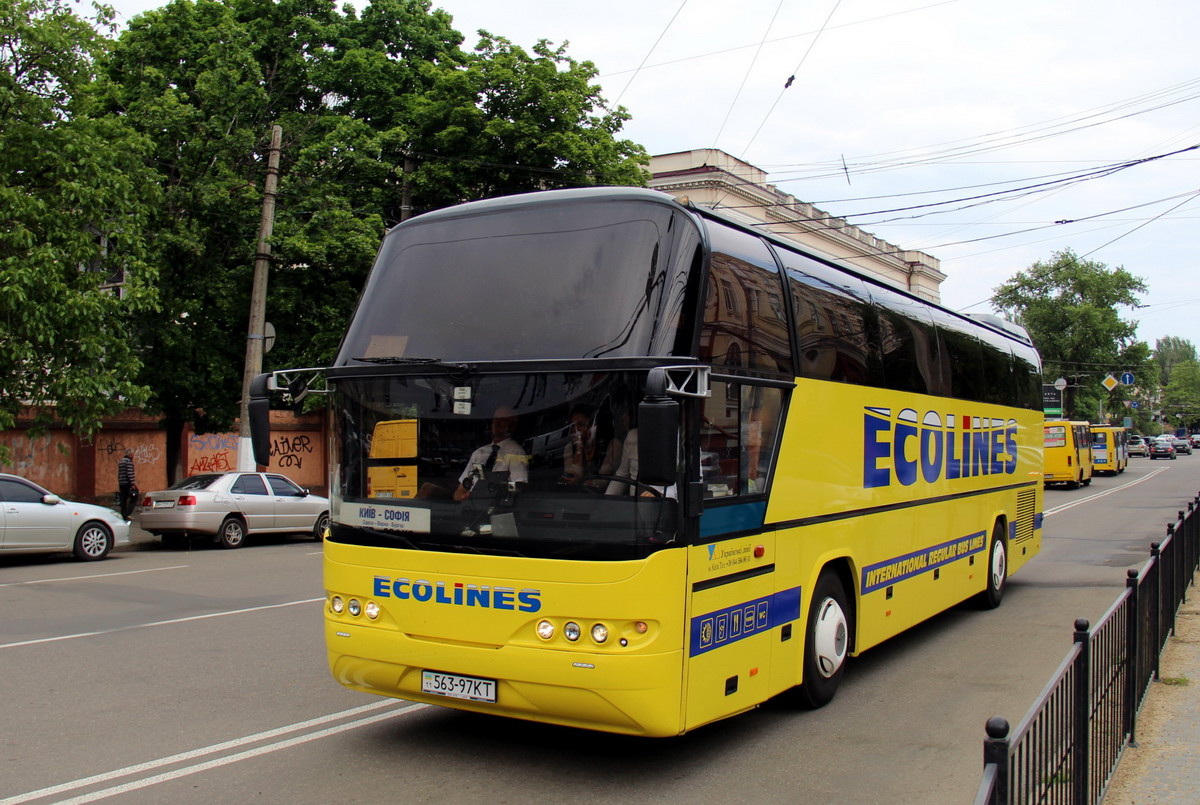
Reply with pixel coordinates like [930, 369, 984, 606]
[1073, 618, 1091, 805]
[1125, 568, 1140, 747]
[983, 716, 1010, 805]
[1151, 540, 1163, 680]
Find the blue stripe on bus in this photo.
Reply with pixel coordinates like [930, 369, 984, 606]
[699, 501, 768, 538]
[689, 586, 802, 657]
[859, 530, 988, 594]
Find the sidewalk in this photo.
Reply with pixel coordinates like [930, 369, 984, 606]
[1102, 599, 1200, 804]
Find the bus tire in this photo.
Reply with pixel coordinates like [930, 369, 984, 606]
[1067, 474, 1080, 489]
[218, 516, 247, 549]
[976, 524, 1007, 609]
[795, 571, 851, 709]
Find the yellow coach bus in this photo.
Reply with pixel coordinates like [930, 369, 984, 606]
[250, 188, 1044, 736]
[1043, 420, 1093, 488]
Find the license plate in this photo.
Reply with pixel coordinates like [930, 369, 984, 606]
[421, 670, 496, 703]
[153, 500, 175, 508]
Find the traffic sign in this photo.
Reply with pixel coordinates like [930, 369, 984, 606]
[1120, 371, 1135, 386]
[1102, 373, 1119, 392]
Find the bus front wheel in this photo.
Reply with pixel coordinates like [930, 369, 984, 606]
[976, 524, 1007, 609]
[795, 571, 850, 709]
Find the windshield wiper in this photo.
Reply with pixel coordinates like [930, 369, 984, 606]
[354, 356, 474, 373]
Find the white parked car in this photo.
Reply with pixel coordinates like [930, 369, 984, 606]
[0, 473, 130, 561]
[138, 472, 330, 548]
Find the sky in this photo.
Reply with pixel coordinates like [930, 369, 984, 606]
[106, 0, 1200, 359]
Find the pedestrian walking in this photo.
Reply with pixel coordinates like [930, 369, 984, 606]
[117, 448, 138, 521]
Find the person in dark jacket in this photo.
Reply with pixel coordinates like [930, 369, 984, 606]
[117, 448, 138, 521]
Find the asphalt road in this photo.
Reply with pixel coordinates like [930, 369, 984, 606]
[2, 456, 1197, 805]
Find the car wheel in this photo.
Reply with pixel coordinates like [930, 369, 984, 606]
[73, 521, 113, 561]
[313, 512, 330, 541]
[218, 516, 247, 549]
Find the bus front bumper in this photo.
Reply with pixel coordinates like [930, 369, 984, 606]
[326, 621, 685, 737]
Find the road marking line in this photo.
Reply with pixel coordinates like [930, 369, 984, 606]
[0, 701, 424, 805]
[0, 565, 190, 588]
[0, 598, 324, 650]
[1044, 466, 1170, 517]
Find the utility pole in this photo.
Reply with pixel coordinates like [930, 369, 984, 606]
[238, 124, 282, 471]
[400, 155, 415, 222]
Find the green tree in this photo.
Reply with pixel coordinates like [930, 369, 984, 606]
[100, 0, 648, 479]
[991, 249, 1151, 421]
[0, 0, 159, 456]
[1153, 336, 1196, 388]
[1161, 360, 1200, 433]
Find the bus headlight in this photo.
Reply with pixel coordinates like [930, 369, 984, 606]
[536, 620, 555, 640]
[348, 599, 362, 617]
[591, 623, 608, 644]
[365, 601, 381, 619]
[564, 621, 581, 642]
[331, 596, 345, 614]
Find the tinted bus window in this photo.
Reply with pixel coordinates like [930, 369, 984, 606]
[974, 326, 1019, 406]
[928, 308, 986, 402]
[778, 250, 883, 386]
[699, 225, 793, 375]
[866, 283, 940, 396]
[1012, 345, 1043, 409]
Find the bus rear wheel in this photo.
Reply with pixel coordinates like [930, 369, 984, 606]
[795, 571, 850, 709]
[975, 524, 1007, 609]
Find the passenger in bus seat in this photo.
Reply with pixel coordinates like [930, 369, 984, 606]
[561, 406, 597, 484]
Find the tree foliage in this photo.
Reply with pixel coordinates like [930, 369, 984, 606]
[1153, 336, 1196, 388]
[94, 0, 648, 477]
[0, 0, 159, 446]
[1161, 360, 1200, 432]
[991, 249, 1151, 420]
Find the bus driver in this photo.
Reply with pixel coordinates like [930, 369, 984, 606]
[453, 406, 529, 501]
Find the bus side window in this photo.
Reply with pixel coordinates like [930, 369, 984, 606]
[702, 382, 784, 499]
[698, 227, 793, 376]
[782, 256, 883, 387]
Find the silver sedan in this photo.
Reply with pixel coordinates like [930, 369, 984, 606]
[138, 472, 330, 549]
[0, 473, 130, 561]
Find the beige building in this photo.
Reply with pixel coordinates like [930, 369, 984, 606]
[649, 149, 946, 303]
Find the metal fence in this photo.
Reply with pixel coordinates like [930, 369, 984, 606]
[974, 493, 1200, 805]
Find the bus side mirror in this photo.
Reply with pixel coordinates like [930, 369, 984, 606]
[638, 368, 679, 487]
[249, 373, 272, 467]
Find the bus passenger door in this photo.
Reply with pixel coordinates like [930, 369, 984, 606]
[683, 381, 787, 730]
[685, 532, 779, 730]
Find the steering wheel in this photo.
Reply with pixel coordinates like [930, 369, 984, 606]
[577, 474, 665, 498]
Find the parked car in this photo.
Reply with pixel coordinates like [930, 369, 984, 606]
[1170, 435, 1192, 455]
[138, 472, 330, 549]
[0, 473, 130, 560]
[1127, 434, 1149, 457]
[1149, 437, 1177, 460]
[1190, 434, 1200, 448]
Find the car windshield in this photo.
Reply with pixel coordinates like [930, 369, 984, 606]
[331, 370, 680, 561]
[169, 474, 224, 490]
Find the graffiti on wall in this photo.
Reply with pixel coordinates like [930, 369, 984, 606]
[99, 440, 162, 464]
[269, 434, 314, 469]
[189, 432, 239, 475]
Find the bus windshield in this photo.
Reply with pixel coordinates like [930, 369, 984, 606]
[331, 370, 679, 560]
[335, 196, 698, 365]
